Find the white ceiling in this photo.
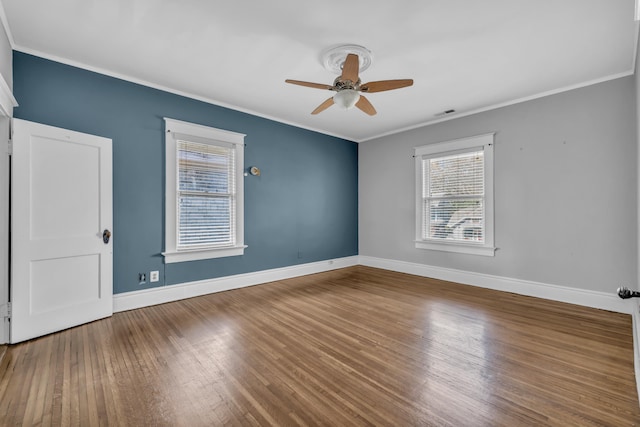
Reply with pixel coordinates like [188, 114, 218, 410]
[1, 0, 637, 142]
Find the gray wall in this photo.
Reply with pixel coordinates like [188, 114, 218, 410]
[359, 76, 637, 294]
[0, 18, 11, 89]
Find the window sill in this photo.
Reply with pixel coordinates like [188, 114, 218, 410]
[414, 240, 496, 257]
[162, 245, 247, 263]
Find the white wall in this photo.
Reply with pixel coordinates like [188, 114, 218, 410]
[0, 10, 14, 118]
[632, 22, 640, 400]
[0, 13, 10, 344]
[636, 27, 640, 293]
[360, 76, 637, 295]
[0, 6, 12, 108]
[0, 15, 10, 90]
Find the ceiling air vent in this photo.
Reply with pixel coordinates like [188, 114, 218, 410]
[435, 109, 456, 117]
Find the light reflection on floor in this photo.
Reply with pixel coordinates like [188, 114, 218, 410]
[415, 301, 495, 417]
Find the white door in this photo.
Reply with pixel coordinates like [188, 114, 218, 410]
[11, 118, 112, 343]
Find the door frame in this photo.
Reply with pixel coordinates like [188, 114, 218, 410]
[0, 115, 8, 344]
[0, 85, 16, 344]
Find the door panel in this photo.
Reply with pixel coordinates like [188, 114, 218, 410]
[30, 136, 100, 239]
[11, 118, 112, 343]
[30, 254, 101, 315]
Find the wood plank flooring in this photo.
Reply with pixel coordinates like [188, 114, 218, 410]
[0, 266, 638, 426]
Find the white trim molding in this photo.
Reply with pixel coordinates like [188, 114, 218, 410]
[116, 254, 633, 315]
[114, 256, 358, 312]
[414, 133, 496, 257]
[358, 255, 633, 314]
[0, 74, 17, 117]
[112, 254, 638, 402]
[163, 118, 246, 263]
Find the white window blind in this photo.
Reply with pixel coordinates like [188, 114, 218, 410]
[423, 150, 485, 242]
[177, 140, 236, 249]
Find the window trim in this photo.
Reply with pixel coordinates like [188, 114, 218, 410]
[414, 133, 496, 257]
[163, 118, 246, 263]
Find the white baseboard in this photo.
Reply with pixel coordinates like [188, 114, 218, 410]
[116, 254, 633, 314]
[113, 256, 359, 312]
[358, 255, 634, 314]
[114, 253, 639, 404]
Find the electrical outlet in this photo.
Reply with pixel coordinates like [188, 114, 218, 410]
[150, 271, 159, 282]
[138, 273, 146, 284]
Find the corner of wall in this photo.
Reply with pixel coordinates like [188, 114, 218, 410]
[635, 16, 640, 406]
[633, 302, 640, 403]
[0, 5, 15, 117]
[0, 1, 12, 82]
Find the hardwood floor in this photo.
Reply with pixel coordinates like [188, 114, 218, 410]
[0, 266, 638, 426]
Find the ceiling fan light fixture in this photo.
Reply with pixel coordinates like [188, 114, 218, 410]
[286, 46, 412, 116]
[334, 89, 360, 110]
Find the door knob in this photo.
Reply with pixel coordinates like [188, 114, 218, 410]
[103, 229, 111, 244]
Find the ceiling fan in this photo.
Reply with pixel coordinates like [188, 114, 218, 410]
[285, 53, 413, 116]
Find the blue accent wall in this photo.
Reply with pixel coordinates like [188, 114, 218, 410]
[13, 52, 358, 293]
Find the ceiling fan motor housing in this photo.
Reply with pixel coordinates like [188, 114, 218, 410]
[334, 77, 361, 91]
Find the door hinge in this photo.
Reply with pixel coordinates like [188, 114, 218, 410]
[0, 302, 11, 319]
[6, 141, 12, 155]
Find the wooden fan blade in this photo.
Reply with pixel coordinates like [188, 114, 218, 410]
[360, 79, 414, 93]
[355, 95, 376, 116]
[285, 79, 334, 90]
[311, 97, 335, 115]
[341, 53, 359, 83]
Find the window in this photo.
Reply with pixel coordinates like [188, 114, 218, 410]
[163, 118, 246, 263]
[414, 133, 495, 256]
